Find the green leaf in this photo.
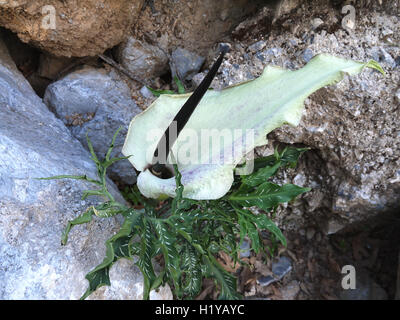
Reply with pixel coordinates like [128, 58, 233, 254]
[174, 76, 186, 94]
[254, 214, 287, 247]
[203, 254, 241, 300]
[61, 207, 95, 245]
[153, 220, 181, 296]
[230, 182, 311, 211]
[181, 244, 202, 298]
[241, 161, 282, 187]
[136, 217, 157, 300]
[80, 209, 142, 300]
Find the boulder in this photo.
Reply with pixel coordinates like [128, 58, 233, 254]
[0, 0, 144, 57]
[0, 36, 171, 300]
[44, 67, 141, 185]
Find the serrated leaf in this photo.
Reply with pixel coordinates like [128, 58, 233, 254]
[230, 182, 311, 211]
[136, 217, 157, 300]
[61, 207, 95, 245]
[204, 254, 241, 300]
[254, 214, 287, 247]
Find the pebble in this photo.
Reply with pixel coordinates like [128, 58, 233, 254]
[302, 48, 314, 63]
[170, 47, 205, 81]
[272, 256, 292, 280]
[140, 86, 154, 99]
[257, 275, 276, 287]
[239, 240, 251, 258]
[311, 18, 324, 29]
[248, 40, 267, 53]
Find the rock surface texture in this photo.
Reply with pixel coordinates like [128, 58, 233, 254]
[0, 0, 144, 57]
[207, 0, 400, 234]
[44, 67, 141, 185]
[0, 36, 171, 300]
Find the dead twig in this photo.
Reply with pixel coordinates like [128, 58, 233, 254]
[98, 54, 146, 86]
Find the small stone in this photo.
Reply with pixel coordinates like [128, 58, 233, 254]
[248, 40, 267, 53]
[272, 256, 292, 279]
[257, 275, 276, 287]
[311, 18, 324, 29]
[265, 47, 282, 58]
[140, 86, 154, 99]
[170, 47, 205, 81]
[239, 240, 251, 258]
[302, 48, 314, 63]
[117, 37, 169, 83]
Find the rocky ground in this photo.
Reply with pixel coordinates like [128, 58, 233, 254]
[0, 0, 399, 300]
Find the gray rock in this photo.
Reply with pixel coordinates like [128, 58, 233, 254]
[239, 240, 251, 258]
[44, 67, 141, 185]
[257, 275, 276, 287]
[0, 36, 171, 300]
[302, 48, 314, 63]
[248, 40, 267, 53]
[272, 256, 292, 280]
[370, 47, 397, 69]
[170, 47, 205, 82]
[311, 18, 324, 29]
[117, 37, 169, 83]
[140, 86, 154, 99]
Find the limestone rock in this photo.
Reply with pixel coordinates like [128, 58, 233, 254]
[44, 67, 141, 184]
[0, 0, 144, 57]
[0, 36, 170, 300]
[117, 37, 169, 83]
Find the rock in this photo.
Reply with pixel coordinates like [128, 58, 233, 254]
[257, 275, 276, 287]
[311, 18, 324, 29]
[258, 2, 400, 231]
[135, 0, 265, 56]
[88, 259, 172, 300]
[117, 37, 169, 83]
[340, 269, 388, 300]
[44, 67, 141, 185]
[248, 40, 267, 53]
[280, 280, 300, 300]
[323, 218, 345, 235]
[302, 48, 314, 62]
[170, 47, 205, 82]
[272, 256, 292, 280]
[273, 0, 302, 22]
[0, 36, 170, 299]
[239, 240, 251, 258]
[0, 0, 144, 57]
[140, 86, 155, 99]
[370, 47, 397, 69]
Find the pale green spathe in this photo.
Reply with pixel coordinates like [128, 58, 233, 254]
[122, 54, 382, 200]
